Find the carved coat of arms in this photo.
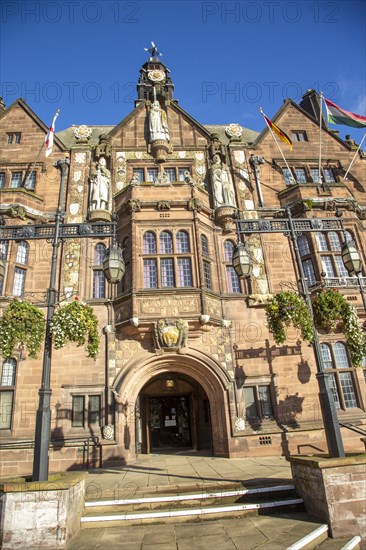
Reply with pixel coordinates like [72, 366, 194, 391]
[154, 318, 188, 353]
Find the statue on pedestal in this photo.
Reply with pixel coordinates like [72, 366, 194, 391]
[90, 156, 111, 211]
[149, 100, 170, 143]
[210, 154, 237, 208]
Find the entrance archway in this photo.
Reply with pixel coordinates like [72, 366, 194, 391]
[113, 348, 233, 458]
[138, 372, 212, 454]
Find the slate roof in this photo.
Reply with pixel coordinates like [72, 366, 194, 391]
[56, 126, 114, 148]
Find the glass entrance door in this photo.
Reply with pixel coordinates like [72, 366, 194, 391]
[149, 395, 191, 449]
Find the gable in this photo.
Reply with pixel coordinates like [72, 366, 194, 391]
[109, 101, 210, 149]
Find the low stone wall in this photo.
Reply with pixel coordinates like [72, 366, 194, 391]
[0, 472, 87, 549]
[287, 455, 366, 539]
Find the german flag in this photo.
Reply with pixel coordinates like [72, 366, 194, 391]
[262, 113, 293, 150]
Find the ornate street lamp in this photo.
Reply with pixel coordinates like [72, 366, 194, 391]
[232, 242, 253, 278]
[341, 240, 366, 311]
[103, 244, 125, 283]
[341, 241, 362, 274]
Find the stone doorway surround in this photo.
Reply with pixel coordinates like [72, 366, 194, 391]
[112, 347, 234, 460]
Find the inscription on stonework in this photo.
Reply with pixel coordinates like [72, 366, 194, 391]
[140, 296, 200, 316]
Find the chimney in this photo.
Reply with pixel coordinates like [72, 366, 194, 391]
[300, 89, 327, 127]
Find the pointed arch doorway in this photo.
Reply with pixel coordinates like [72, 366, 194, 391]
[137, 373, 212, 454]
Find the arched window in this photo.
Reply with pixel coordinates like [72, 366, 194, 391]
[176, 231, 190, 253]
[143, 231, 157, 254]
[92, 243, 106, 299]
[16, 241, 29, 264]
[321, 344, 334, 369]
[94, 243, 106, 265]
[0, 358, 16, 429]
[160, 231, 173, 254]
[298, 235, 310, 257]
[333, 342, 350, 369]
[201, 235, 209, 257]
[223, 240, 241, 293]
[223, 240, 235, 262]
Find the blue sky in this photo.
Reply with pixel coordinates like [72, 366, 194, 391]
[1, 0, 365, 143]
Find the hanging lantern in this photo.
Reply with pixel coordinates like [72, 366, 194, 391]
[103, 245, 125, 283]
[341, 241, 362, 275]
[232, 242, 253, 278]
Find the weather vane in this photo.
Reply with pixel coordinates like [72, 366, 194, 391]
[144, 41, 162, 58]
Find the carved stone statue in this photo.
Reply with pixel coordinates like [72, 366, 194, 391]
[210, 155, 237, 208]
[95, 134, 111, 159]
[149, 100, 170, 143]
[90, 156, 111, 211]
[154, 318, 188, 352]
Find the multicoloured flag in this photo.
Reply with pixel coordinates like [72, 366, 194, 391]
[324, 98, 366, 128]
[261, 112, 293, 150]
[45, 110, 60, 157]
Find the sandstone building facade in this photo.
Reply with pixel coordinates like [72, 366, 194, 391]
[0, 54, 365, 476]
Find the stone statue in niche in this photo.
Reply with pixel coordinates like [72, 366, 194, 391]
[149, 100, 170, 142]
[90, 156, 111, 211]
[210, 154, 237, 208]
[154, 318, 188, 352]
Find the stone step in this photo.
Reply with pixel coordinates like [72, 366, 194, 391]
[85, 483, 297, 513]
[68, 513, 329, 549]
[314, 535, 362, 550]
[81, 497, 304, 528]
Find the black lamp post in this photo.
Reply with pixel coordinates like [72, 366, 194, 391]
[0, 158, 125, 481]
[341, 241, 366, 311]
[234, 207, 345, 458]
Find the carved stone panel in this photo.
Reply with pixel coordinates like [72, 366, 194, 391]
[139, 295, 200, 316]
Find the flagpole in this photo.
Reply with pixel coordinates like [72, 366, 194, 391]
[259, 108, 294, 184]
[344, 132, 366, 180]
[25, 109, 60, 187]
[25, 142, 45, 187]
[318, 91, 324, 190]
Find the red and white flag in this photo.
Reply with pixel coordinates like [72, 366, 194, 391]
[45, 110, 60, 157]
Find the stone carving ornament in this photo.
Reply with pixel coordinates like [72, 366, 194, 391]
[74, 125, 92, 141]
[154, 318, 188, 352]
[225, 123, 243, 139]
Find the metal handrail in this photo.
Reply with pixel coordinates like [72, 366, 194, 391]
[339, 422, 366, 437]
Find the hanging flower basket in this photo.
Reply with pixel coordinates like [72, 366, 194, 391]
[50, 299, 100, 359]
[313, 289, 366, 367]
[265, 291, 314, 345]
[0, 300, 45, 359]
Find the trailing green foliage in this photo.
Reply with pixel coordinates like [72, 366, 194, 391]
[0, 300, 45, 359]
[50, 299, 100, 359]
[265, 291, 314, 345]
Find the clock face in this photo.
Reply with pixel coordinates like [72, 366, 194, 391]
[148, 69, 166, 83]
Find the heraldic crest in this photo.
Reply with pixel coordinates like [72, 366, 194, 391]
[154, 318, 188, 353]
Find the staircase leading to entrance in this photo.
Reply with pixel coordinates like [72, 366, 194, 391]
[82, 483, 303, 527]
[78, 482, 362, 549]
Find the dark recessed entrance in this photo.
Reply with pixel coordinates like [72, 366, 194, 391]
[150, 395, 191, 449]
[137, 373, 212, 455]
